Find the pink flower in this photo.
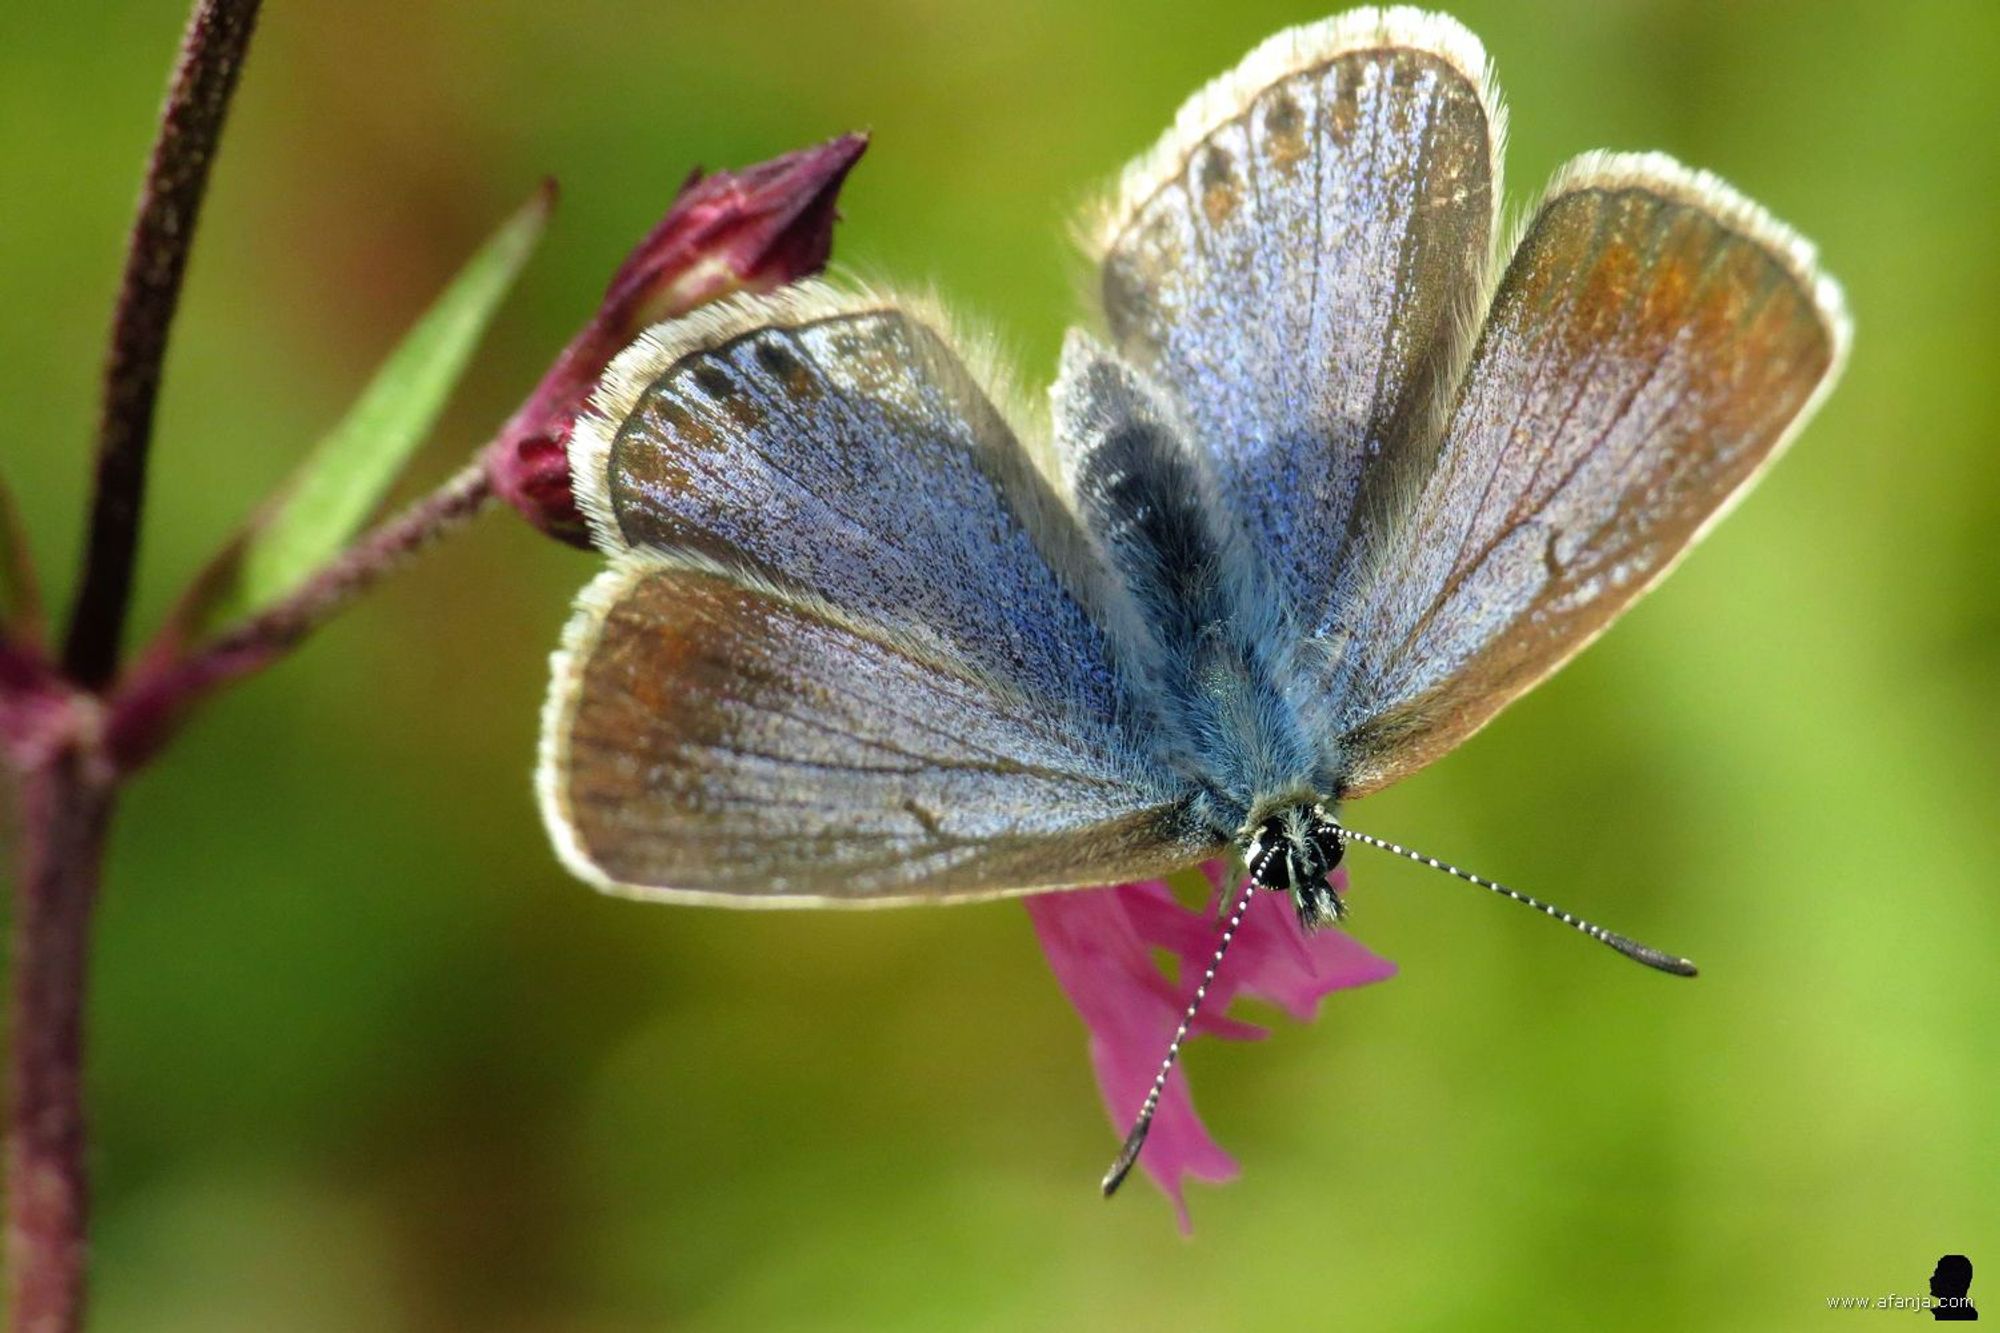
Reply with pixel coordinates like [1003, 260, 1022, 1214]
[488, 134, 868, 545]
[1025, 862, 1395, 1229]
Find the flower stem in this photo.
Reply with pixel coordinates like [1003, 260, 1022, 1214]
[209, 456, 497, 662]
[5, 742, 115, 1333]
[104, 458, 496, 772]
[65, 0, 263, 690]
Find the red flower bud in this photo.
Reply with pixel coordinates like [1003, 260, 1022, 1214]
[489, 134, 868, 546]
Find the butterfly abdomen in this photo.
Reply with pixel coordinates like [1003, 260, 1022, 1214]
[1053, 335, 1319, 825]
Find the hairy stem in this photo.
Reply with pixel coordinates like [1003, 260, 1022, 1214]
[65, 0, 263, 689]
[5, 744, 114, 1333]
[216, 458, 496, 663]
[105, 459, 496, 771]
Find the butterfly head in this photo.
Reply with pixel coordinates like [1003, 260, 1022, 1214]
[1241, 801, 1346, 930]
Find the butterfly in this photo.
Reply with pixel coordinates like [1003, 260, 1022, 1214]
[534, 7, 1847, 1178]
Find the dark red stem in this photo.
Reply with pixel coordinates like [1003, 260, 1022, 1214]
[7, 5, 261, 1326]
[6, 742, 115, 1333]
[104, 459, 495, 772]
[64, 0, 263, 689]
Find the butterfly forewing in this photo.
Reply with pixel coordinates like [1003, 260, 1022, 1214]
[577, 285, 1130, 712]
[543, 287, 1215, 902]
[1328, 153, 1851, 794]
[1088, 11, 1501, 640]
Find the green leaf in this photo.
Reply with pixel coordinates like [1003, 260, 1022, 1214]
[232, 182, 552, 614]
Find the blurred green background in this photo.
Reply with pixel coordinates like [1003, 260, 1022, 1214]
[3, 0, 1995, 1328]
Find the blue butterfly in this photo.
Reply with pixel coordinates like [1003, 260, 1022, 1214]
[536, 8, 1847, 1185]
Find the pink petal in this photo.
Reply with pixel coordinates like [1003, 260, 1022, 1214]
[1026, 860, 1394, 1229]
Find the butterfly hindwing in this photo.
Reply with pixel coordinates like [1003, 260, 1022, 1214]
[541, 562, 1213, 902]
[1326, 153, 1851, 793]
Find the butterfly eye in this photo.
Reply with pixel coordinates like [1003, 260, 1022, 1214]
[1311, 824, 1346, 872]
[1246, 815, 1293, 889]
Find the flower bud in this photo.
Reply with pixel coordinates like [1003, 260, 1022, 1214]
[489, 133, 868, 546]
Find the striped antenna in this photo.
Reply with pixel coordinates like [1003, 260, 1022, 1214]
[1328, 821, 1697, 977]
[1101, 876, 1260, 1198]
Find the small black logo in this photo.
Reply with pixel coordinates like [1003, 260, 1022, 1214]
[1932, 1254, 1977, 1321]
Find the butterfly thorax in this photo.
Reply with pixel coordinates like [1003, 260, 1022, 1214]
[1240, 801, 1346, 930]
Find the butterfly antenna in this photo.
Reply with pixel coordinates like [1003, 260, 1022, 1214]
[1328, 822, 1697, 978]
[1102, 876, 1260, 1199]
